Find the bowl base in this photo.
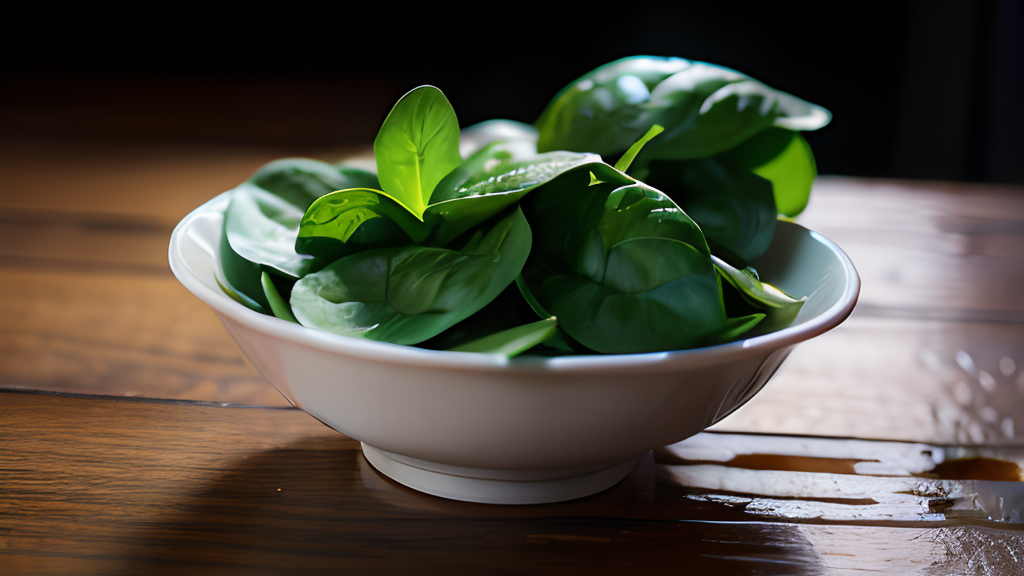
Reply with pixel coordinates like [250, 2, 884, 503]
[361, 443, 641, 505]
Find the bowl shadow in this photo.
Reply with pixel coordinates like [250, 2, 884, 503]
[114, 437, 824, 575]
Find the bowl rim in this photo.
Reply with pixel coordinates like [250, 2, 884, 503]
[169, 192, 860, 373]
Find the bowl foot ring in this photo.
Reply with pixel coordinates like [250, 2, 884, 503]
[361, 443, 641, 505]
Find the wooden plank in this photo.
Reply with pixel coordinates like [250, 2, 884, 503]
[2, 391, 1022, 574]
[0, 268, 283, 406]
[718, 313, 1024, 445]
[798, 177, 1024, 318]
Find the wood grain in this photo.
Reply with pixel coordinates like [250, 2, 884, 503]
[3, 391, 1022, 575]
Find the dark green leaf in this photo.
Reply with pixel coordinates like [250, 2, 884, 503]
[373, 86, 462, 218]
[449, 317, 558, 357]
[417, 283, 542, 351]
[536, 56, 830, 162]
[646, 157, 776, 262]
[519, 164, 755, 353]
[425, 144, 598, 246]
[218, 228, 269, 313]
[536, 56, 692, 156]
[289, 207, 532, 345]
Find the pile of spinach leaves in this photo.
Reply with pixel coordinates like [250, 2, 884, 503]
[217, 56, 829, 356]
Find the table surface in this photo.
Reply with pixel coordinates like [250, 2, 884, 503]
[3, 139, 1024, 574]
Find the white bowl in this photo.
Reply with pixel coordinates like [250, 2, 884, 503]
[169, 192, 859, 504]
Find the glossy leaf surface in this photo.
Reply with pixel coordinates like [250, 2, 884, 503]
[296, 188, 427, 260]
[224, 159, 379, 278]
[425, 145, 598, 246]
[519, 164, 760, 353]
[536, 56, 691, 156]
[536, 56, 830, 161]
[373, 86, 462, 218]
[646, 157, 777, 262]
[290, 207, 531, 345]
[714, 256, 805, 334]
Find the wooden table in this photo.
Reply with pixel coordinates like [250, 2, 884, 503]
[3, 139, 1024, 574]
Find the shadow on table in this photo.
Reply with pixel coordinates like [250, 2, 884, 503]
[116, 436, 824, 575]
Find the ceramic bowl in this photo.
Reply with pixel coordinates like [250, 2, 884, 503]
[169, 192, 859, 505]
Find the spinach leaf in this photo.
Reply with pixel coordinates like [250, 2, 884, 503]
[296, 188, 428, 260]
[218, 230, 270, 313]
[289, 206, 532, 345]
[424, 145, 599, 246]
[224, 159, 379, 279]
[646, 157, 776, 262]
[296, 144, 598, 252]
[519, 164, 764, 353]
[716, 127, 817, 217]
[460, 119, 538, 158]
[713, 256, 805, 334]
[536, 56, 830, 163]
[614, 124, 664, 173]
[448, 318, 558, 357]
[417, 282, 544, 351]
[261, 271, 298, 323]
[536, 56, 692, 157]
[373, 85, 462, 218]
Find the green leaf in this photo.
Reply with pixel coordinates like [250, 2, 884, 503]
[425, 144, 599, 246]
[289, 207, 532, 345]
[519, 164, 754, 353]
[713, 255, 805, 335]
[417, 282, 544, 351]
[718, 128, 817, 217]
[218, 229, 269, 313]
[261, 271, 298, 323]
[296, 188, 429, 260]
[449, 317, 558, 357]
[536, 56, 830, 161]
[614, 124, 664, 173]
[536, 56, 692, 156]
[460, 119, 538, 158]
[224, 159, 379, 279]
[374, 86, 462, 218]
[646, 157, 776, 262]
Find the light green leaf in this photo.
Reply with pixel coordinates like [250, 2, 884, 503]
[374, 86, 462, 219]
[296, 188, 429, 260]
[614, 124, 664, 173]
[718, 128, 817, 217]
[449, 317, 558, 357]
[713, 255, 805, 334]
[261, 271, 298, 323]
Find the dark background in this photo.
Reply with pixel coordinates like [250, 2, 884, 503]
[2, 0, 1021, 183]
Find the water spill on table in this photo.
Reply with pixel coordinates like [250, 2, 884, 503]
[658, 432, 1024, 525]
